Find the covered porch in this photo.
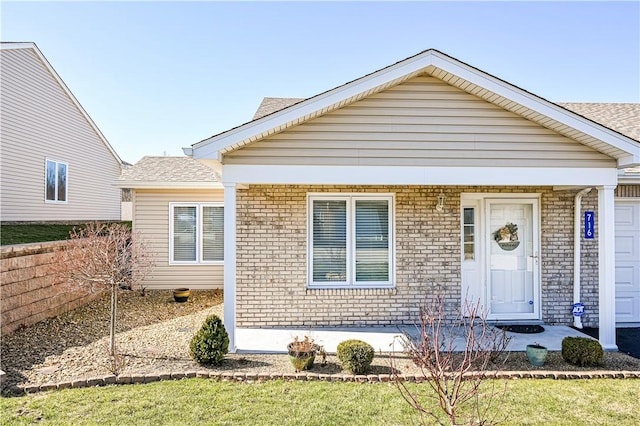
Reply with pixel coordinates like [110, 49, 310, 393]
[222, 180, 620, 353]
[188, 49, 640, 355]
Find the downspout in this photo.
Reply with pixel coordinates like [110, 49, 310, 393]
[574, 187, 592, 329]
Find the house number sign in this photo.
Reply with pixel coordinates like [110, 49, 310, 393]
[584, 211, 595, 239]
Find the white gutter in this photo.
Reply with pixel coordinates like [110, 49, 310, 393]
[573, 187, 592, 329]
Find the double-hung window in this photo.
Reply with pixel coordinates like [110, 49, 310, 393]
[308, 194, 394, 287]
[45, 159, 68, 203]
[169, 203, 224, 264]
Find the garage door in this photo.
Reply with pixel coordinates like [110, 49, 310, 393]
[615, 201, 640, 324]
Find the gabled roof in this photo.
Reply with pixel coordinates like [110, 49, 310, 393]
[115, 156, 222, 189]
[192, 49, 640, 167]
[0, 42, 124, 165]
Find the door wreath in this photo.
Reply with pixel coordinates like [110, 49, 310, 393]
[493, 222, 520, 251]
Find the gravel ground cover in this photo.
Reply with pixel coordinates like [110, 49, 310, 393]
[2, 290, 639, 389]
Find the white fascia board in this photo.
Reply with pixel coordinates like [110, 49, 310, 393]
[431, 55, 640, 157]
[617, 154, 640, 168]
[192, 51, 438, 160]
[222, 165, 618, 187]
[113, 181, 223, 189]
[619, 176, 640, 185]
[0, 42, 37, 50]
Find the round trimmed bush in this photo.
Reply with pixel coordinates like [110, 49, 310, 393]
[190, 315, 229, 365]
[337, 339, 375, 374]
[561, 336, 603, 367]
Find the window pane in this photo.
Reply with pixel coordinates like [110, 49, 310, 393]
[312, 200, 346, 282]
[355, 200, 389, 282]
[202, 206, 224, 261]
[46, 161, 56, 201]
[173, 206, 196, 261]
[464, 208, 474, 225]
[463, 208, 475, 260]
[464, 243, 475, 260]
[463, 225, 474, 242]
[57, 163, 67, 202]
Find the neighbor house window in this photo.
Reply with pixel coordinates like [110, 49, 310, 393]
[308, 194, 394, 287]
[45, 159, 68, 202]
[169, 203, 223, 264]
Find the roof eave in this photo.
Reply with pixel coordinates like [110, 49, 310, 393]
[114, 181, 223, 189]
[425, 55, 640, 160]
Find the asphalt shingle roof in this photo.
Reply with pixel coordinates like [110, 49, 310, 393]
[558, 103, 639, 142]
[252, 97, 305, 120]
[118, 156, 220, 184]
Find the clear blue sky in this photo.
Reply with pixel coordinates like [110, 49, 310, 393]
[3, 1, 639, 164]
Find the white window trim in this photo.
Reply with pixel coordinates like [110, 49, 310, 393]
[169, 202, 224, 265]
[44, 158, 68, 204]
[307, 193, 395, 289]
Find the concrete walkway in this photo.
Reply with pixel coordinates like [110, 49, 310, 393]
[235, 325, 593, 353]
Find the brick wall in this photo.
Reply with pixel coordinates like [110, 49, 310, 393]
[235, 185, 600, 328]
[1, 241, 102, 335]
[540, 189, 599, 327]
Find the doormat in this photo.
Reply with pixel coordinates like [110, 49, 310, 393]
[496, 324, 545, 334]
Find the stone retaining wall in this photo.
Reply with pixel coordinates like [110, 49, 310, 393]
[0, 241, 102, 335]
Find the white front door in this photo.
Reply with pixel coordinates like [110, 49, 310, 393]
[615, 200, 640, 324]
[486, 199, 540, 320]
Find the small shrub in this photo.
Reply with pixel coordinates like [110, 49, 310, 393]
[190, 315, 229, 365]
[337, 339, 375, 374]
[561, 336, 603, 367]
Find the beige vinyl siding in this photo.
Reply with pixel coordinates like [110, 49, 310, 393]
[224, 76, 615, 168]
[133, 189, 224, 290]
[0, 48, 121, 222]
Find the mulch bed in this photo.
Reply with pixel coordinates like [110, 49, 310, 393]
[2, 289, 638, 394]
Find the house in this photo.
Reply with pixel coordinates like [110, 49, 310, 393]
[0, 42, 123, 223]
[115, 156, 224, 290]
[184, 49, 640, 353]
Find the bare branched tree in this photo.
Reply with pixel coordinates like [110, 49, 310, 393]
[52, 222, 153, 355]
[390, 296, 511, 426]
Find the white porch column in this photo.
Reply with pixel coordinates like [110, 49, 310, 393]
[598, 185, 618, 351]
[223, 182, 237, 353]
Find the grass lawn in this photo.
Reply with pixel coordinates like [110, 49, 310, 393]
[0, 222, 131, 246]
[1, 378, 639, 425]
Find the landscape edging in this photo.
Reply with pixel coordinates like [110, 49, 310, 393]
[4, 370, 640, 395]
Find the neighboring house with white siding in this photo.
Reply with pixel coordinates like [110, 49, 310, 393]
[185, 49, 639, 352]
[0, 42, 122, 223]
[115, 156, 224, 290]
